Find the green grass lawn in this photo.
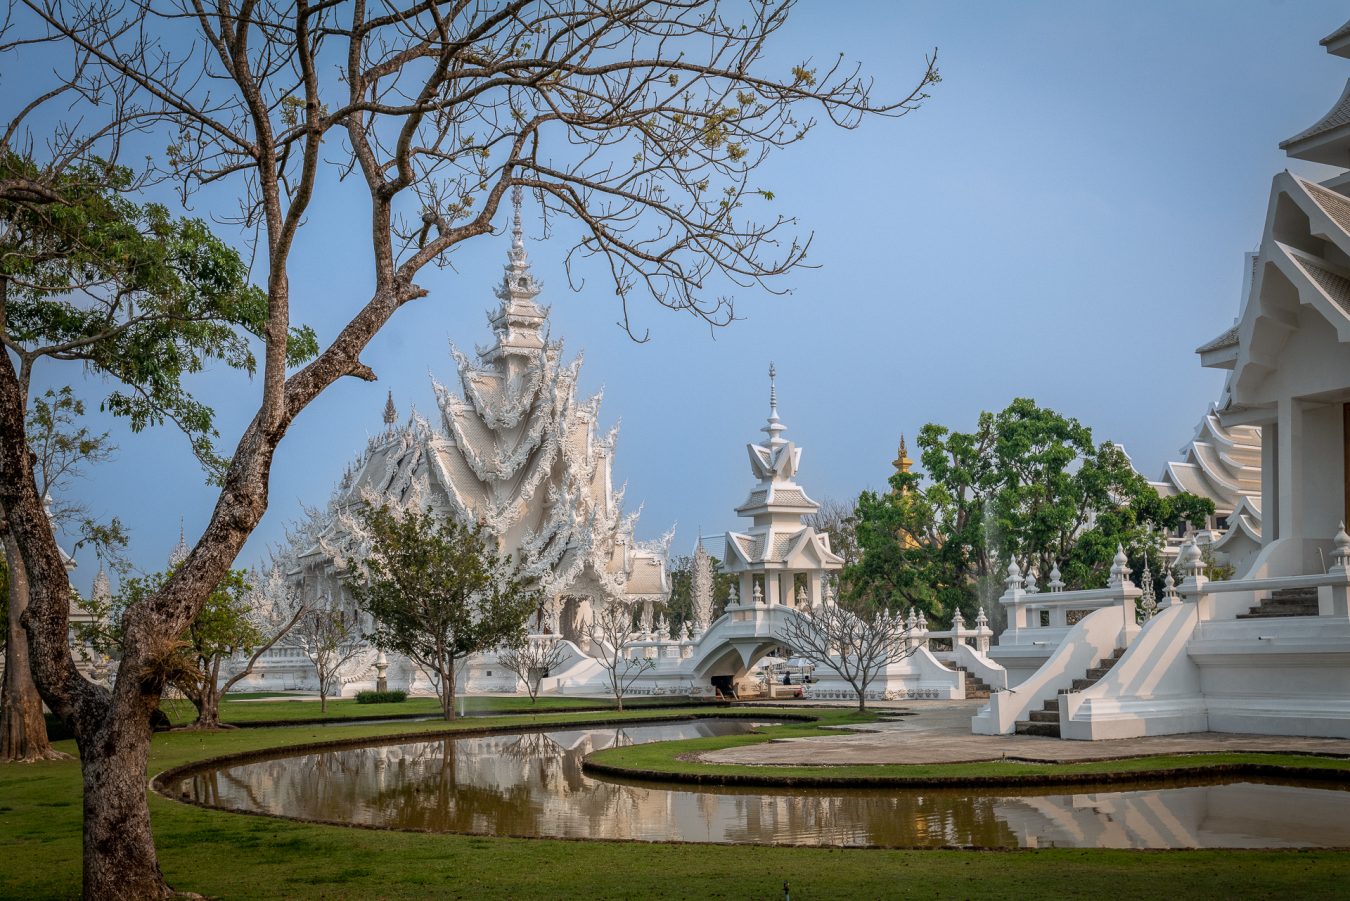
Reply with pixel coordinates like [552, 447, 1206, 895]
[3, 707, 1349, 900]
[586, 710, 1350, 785]
[160, 692, 702, 726]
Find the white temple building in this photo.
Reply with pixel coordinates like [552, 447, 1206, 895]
[1148, 403, 1263, 574]
[721, 364, 844, 610]
[239, 191, 671, 694]
[974, 21, 1350, 740]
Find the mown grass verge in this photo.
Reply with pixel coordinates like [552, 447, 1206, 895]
[4, 705, 1350, 900]
[583, 712, 1350, 788]
[159, 692, 705, 727]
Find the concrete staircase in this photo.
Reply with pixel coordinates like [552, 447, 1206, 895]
[954, 666, 992, 700]
[1236, 586, 1319, 619]
[1014, 647, 1125, 738]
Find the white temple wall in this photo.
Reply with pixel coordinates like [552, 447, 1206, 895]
[1302, 401, 1344, 540]
[1060, 605, 1207, 740]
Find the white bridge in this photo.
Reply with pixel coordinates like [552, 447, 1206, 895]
[518, 598, 981, 701]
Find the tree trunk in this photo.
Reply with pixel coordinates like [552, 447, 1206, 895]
[79, 686, 173, 900]
[443, 662, 457, 720]
[189, 672, 226, 730]
[0, 530, 66, 762]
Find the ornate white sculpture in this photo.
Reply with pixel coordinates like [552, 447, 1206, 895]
[691, 542, 714, 630]
[276, 189, 671, 682]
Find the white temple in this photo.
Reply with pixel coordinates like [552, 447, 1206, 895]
[974, 22, 1350, 740]
[1149, 403, 1263, 574]
[721, 364, 844, 609]
[243, 190, 671, 694]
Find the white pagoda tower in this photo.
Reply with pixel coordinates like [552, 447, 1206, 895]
[278, 189, 670, 687]
[721, 364, 842, 609]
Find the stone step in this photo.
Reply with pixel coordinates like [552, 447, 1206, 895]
[1028, 708, 1060, 723]
[955, 666, 993, 700]
[1043, 699, 1059, 712]
[1071, 677, 1096, 691]
[1239, 588, 1320, 618]
[1014, 720, 1061, 738]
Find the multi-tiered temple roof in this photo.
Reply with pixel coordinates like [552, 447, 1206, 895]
[723, 365, 842, 579]
[283, 190, 669, 619]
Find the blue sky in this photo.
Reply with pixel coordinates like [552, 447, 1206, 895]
[24, 0, 1350, 588]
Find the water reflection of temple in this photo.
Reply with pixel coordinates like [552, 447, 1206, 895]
[178, 724, 1350, 849]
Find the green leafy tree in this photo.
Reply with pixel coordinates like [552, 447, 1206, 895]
[848, 399, 1215, 626]
[78, 568, 305, 728]
[345, 506, 539, 720]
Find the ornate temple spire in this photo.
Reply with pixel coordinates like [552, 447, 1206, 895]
[383, 390, 397, 426]
[484, 184, 547, 361]
[892, 434, 913, 475]
[91, 562, 111, 605]
[168, 518, 189, 568]
[762, 361, 787, 446]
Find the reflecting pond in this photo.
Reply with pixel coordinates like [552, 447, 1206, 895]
[168, 719, 1350, 849]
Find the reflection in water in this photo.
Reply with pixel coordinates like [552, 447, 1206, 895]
[174, 721, 1350, 849]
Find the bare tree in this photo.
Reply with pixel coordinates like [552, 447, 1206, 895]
[588, 599, 655, 711]
[776, 602, 913, 712]
[1, 3, 936, 894]
[497, 636, 568, 704]
[282, 606, 366, 713]
[805, 497, 860, 568]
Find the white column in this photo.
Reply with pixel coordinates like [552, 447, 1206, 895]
[1279, 397, 1304, 539]
[764, 572, 780, 605]
[808, 572, 823, 607]
[1263, 419, 1279, 544]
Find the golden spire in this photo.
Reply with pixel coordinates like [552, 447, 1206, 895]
[892, 433, 913, 475]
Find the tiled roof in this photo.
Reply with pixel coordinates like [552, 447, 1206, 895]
[1302, 178, 1350, 234]
[1323, 18, 1350, 46]
[1281, 80, 1350, 149]
[769, 487, 812, 507]
[624, 562, 666, 595]
[1290, 252, 1350, 317]
[1195, 324, 1239, 354]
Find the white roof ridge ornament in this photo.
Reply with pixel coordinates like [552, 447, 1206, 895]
[762, 361, 787, 445]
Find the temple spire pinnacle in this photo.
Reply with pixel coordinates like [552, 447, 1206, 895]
[511, 184, 524, 251]
[893, 433, 913, 475]
[762, 361, 786, 445]
[383, 390, 397, 425]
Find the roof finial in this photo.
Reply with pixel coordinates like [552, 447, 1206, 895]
[511, 184, 524, 250]
[893, 433, 913, 476]
[762, 361, 786, 445]
[383, 389, 397, 425]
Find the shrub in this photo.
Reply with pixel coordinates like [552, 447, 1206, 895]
[354, 690, 408, 704]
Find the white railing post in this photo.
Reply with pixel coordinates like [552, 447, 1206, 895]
[1177, 537, 1211, 619]
[999, 560, 1027, 641]
[1329, 522, 1350, 619]
[975, 607, 992, 653]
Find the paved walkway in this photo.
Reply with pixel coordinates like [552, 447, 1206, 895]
[701, 701, 1350, 766]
